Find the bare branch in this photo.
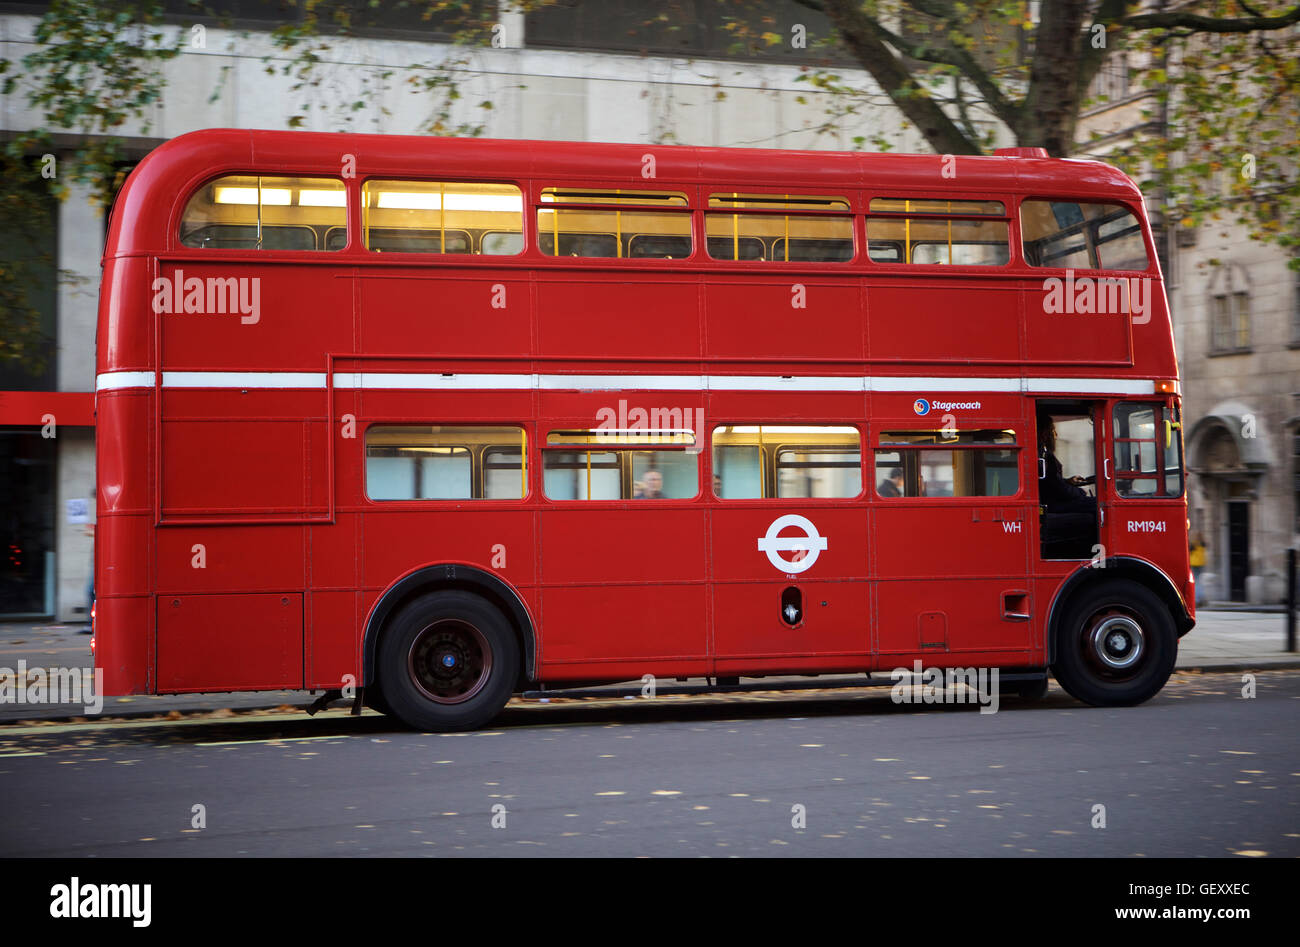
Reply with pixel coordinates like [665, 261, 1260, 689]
[868, 15, 1024, 130]
[1124, 4, 1300, 32]
[819, 0, 982, 154]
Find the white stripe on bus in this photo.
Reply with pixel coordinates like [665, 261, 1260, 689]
[94, 371, 1157, 397]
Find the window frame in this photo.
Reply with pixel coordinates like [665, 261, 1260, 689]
[709, 423, 866, 501]
[359, 177, 527, 259]
[176, 173, 350, 254]
[1017, 196, 1155, 274]
[540, 427, 702, 501]
[872, 428, 1023, 500]
[534, 182, 696, 262]
[865, 194, 1013, 268]
[1209, 291, 1252, 356]
[704, 190, 857, 264]
[362, 424, 529, 503]
[1111, 402, 1184, 499]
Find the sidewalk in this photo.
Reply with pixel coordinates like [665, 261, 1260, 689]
[1, 610, 1297, 723]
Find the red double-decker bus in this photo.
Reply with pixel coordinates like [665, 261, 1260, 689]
[95, 129, 1192, 730]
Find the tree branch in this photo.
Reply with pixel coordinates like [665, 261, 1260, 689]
[1078, 0, 1137, 99]
[818, 0, 981, 154]
[867, 14, 1024, 131]
[1124, 4, 1300, 32]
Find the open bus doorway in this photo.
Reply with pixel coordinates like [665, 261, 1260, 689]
[1037, 402, 1100, 560]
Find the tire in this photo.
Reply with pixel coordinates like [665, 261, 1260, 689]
[1050, 579, 1177, 707]
[378, 590, 520, 732]
[1003, 675, 1049, 701]
[363, 685, 393, 717]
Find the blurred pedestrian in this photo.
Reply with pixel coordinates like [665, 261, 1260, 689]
[1189, 530, 1207, 601]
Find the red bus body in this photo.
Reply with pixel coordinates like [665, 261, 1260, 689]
[95, 129, 1192, 722]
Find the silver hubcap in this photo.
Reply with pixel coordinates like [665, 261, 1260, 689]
[1089, 616, 1144, 670]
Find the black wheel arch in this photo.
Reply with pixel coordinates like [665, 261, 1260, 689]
[362, 564, 537, 690]
[1046, 556, 1194, 665]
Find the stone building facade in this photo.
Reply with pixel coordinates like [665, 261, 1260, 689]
[1078, 34, 1299, 604]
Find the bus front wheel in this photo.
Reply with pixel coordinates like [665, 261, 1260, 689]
[1051, 579, 1177, 707]
[378, 590, 519, 732]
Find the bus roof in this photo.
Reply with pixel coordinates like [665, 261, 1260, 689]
[105, 128, 1144, 258]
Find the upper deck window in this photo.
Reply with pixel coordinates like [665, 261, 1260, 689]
[537, 188, 692, 259]
[1021, 200, 1149, 271]
[706, 193, 853, 262]
[180, 175, 346, 251]
[866, 198, 1009, 265]
[363, 180, 523, 254]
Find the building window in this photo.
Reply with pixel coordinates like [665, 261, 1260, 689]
[0, 167, 58, 391]
[1210, 292, 1251, 354]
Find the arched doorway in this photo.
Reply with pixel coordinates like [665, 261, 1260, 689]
[1186, 412, 1269, 602]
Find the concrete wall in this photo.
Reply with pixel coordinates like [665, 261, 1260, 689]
[1, 14, 940, 152]
[55, 430, 95, 622]
[53, 181, 102, 622]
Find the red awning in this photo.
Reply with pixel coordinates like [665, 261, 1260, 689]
[0, 390, 95, 427]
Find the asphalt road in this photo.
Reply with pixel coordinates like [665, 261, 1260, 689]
[1, 670, 1296, 857]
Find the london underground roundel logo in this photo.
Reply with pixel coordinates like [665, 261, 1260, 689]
[757, 515, 828, 575]
[913, 398, 931, 416]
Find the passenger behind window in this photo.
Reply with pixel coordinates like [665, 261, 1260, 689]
[635, 469, 664, 499]
[879, 467, 904, 497]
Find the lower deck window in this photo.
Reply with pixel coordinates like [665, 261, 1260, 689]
[542, 439, 698, 500]
[713, 426, 862, 498]
[875, 430, 1019, 497]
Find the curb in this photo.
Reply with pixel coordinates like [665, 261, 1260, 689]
[1175, 660, 1300, 673]
[3, 661, 1299, 725]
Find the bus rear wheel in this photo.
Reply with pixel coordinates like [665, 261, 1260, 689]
[378, 590, 519, 732]
[1050, 579, 1176, 707]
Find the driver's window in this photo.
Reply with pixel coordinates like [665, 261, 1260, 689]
[1046, 415, 1096, 493]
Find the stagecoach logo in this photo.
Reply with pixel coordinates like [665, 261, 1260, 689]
[757, 514, 828, 575]
[914, 397, 981, 415]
